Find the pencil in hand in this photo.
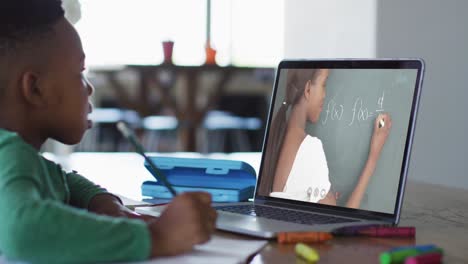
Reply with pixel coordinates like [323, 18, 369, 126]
[117, 122, 177, 197]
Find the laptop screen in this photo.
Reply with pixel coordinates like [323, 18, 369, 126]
[256, 60, 424, 215]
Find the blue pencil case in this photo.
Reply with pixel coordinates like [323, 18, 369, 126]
[142, 157, 256, 202]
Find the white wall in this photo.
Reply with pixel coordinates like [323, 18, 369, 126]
[376, 0, 468, 189]
[283, 0, 468, 189]
[284, 0, 376, 58]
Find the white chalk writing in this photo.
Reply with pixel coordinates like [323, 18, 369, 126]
[321, 91, 385, 126]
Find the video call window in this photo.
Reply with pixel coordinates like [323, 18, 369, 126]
[258, 68, 418, 214]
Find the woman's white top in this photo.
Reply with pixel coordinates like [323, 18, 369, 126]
[270, 135, 331, 203]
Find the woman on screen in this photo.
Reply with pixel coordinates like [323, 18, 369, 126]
[259, 69, 392, 209]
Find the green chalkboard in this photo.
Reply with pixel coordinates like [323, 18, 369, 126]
[273, 69, 418, 213]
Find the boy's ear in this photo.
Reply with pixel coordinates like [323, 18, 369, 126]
[19, 71, 49, 108]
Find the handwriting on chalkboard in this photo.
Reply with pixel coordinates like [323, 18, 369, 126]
[322, 91, 385, 126]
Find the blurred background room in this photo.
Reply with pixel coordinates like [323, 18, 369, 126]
[46, 0, 468, 192]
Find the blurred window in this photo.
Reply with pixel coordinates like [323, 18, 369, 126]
[76, 0, 284, 67]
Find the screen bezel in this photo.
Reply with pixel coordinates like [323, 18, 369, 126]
[254, 59, 425, 223]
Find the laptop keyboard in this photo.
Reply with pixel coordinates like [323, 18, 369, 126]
[215, 204, 358, 225]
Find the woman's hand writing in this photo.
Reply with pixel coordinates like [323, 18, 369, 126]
[369, 113, 392, 159]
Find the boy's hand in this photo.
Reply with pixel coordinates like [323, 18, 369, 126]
[148, 192, 217, 257]
[88, 193, 159, 222]
[88, 193, 128, 217]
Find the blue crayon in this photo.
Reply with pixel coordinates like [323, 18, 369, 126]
[331, 224, 383, 236]
[389, 244, 437, 253]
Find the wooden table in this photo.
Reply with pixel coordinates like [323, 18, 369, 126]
[57, 152, 468, 263]
[245, 180, 468, 263]
[94, 65, 274, 151]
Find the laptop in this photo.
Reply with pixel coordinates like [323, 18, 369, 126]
[212, 59, 425, 238]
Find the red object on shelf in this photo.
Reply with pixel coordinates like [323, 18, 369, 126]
[205, 44, 216, 65]
[162, 40, 174, 64]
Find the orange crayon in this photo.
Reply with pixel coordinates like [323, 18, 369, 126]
[277, 231, 333, 244]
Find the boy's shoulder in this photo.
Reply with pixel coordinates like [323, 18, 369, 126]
[0, 129, 49, 181]
[0, 129, 38, 156]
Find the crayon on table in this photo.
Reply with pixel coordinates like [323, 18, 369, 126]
[331, 224, 383, 236]
[277, 231, 333, 243]
[389, 244, 437, 253]
[380, 247, 443, 264]
[404, 252, 443, 264]
[295, 243, 319, 262]
[358, 226, 415, 237]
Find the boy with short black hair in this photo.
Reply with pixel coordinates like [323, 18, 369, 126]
[0, 1, 216, 263]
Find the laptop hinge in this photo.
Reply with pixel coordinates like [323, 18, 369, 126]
[254, 199, 391, 222]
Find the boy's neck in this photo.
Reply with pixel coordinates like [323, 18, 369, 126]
[0, 110, 44, 150]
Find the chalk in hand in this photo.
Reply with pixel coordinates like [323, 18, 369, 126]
[379, 118, 385, 128]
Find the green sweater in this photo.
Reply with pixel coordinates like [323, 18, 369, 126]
[0, 129, 151, 263]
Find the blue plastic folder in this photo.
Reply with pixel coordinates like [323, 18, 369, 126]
[142, 157, 256, 202]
